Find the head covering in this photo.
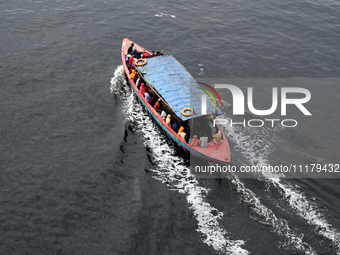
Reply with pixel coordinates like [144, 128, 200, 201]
[158, 99, 161, 101]
[166, 114, 171, 124]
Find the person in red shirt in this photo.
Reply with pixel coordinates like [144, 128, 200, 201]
[140, 83, 147, 97]
[128, 54, 135, 67]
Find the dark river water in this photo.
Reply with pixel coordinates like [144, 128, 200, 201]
[1, 0, 340, 254]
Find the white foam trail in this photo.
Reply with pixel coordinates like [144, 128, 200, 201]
[110, 65, 128, 95]
[220, 116, 340, 253]
[110, 66, 248, 254]
[272, 179, 340, 254]
[124, 94, 248, 254]
[219, 118, 316, 254]
[220, 169, 315, 254]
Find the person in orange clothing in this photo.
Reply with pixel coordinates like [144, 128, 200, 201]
[190, 135, 199, 146]
[130, 69, 136, 79]
[178, 125, 185, 134]
[154, 99, 161, 112]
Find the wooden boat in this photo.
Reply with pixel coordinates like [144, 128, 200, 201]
[121, 38, 231, 164]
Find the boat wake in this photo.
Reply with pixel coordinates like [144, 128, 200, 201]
[220, 171, 316, 254]
[110, 65, 129, 95]
[110, 65, 248, 254]
[271, 179, 340, 253]
[219, 117, 340, 254]
[110, 65, 340, 254]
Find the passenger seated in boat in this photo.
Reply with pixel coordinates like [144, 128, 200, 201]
[125, 55, 130, 66]
[161, 110, 168, 120]
[130, 69, 137, 79]
[213, 133, 223, 150]
[151, 51, 155, 55]
[140, 83, 147, 96]
[144, 91, 151, 102]
[190, 135, 199, 146]
[137, 78, 146, 90]
[178, 124, 185, 134]
[154, 99, 161, 110]
[178, 131, 186, 139]
[172, 120, 180, 133]
[199, 133, 208, 148]
[133, 73, 139, 84]
[166, 114, 171, 126]
[149, 95, 157, 107]
[126, 56, 131, 69]
[127, 43, 134, 55]
[146, 87, 153, 97]
[177, 122, 190, 143]
[132, 49, 141, 59]
[213, 133, 222, 144]
[128, 53, 136, 68]
[154, 99, 162, 112]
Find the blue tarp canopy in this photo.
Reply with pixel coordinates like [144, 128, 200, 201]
[136, 55, 222, 121]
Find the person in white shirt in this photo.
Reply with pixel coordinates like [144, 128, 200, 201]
[161, 110, 168, 120]
[199, 133, 208, 148]
[145, 91, 151, 103]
